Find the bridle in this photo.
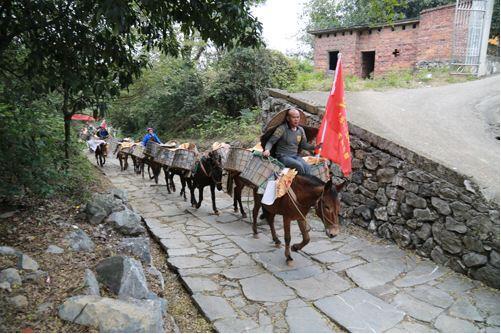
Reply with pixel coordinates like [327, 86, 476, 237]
[286, 186, 337, 228]
[199, 154, 223, 186]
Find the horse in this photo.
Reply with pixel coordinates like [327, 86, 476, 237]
[188, 150, 224, 215]
[164, 167, 189, 200]
[95, 142, 107, 167]
[246, 174, 346, 263]
[114, 144, 129, 171]
[226, 171, 253, 219]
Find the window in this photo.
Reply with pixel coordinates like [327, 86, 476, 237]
[329, 51, 339, 71]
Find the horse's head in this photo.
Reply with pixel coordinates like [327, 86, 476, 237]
[208, 150, 224, 191]
[315, 180, 346, 238]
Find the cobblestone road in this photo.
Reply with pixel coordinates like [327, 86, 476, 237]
[98, 156, 499, 333]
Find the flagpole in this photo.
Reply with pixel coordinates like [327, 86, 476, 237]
[316, 53, 342, 158]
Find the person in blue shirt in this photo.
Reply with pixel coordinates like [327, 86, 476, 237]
[141, 127, 162, 146]
[96, 126, 109, 139]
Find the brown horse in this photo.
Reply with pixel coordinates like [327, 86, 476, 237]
[114, 144, 129, 171]
[95, 143, 107, 167]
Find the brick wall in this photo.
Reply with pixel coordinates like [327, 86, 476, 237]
[417, 4, 456, 62]
[312, 4, 456, 77]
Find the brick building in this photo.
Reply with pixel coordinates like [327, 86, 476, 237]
[310, 4, 456, 78]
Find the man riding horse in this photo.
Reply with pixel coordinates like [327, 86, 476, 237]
[262, 108, 316, 175]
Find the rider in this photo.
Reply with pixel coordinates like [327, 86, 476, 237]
[141, 127, 162, 146]
[96, 126, 109, 139]
[262, 108, 315, 175]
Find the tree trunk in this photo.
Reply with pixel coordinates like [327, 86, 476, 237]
[62, 89, 71, 161]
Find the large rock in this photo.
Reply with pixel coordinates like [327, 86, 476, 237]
[85, 193, 123, 224]
[84, 269, 100, 296]
[17, 254, 39, 271]
[462, 252, 488, 267]
[471, 265, 500, 289]
[432, 223, 462, 254]
[58, 295, 164, 332]
[118, 237, 151, 264]
[431, 197, 451, 215]
[65, 229, 95, 252]
[9, 295, 28, 309]
[0, 246, 17, 256]
[96, 256, 149, 300]
[106, 209, 145, 236]
[445, 217, 467, 234]
[406, 193, 427, 209]
[0, 268, 22, 286]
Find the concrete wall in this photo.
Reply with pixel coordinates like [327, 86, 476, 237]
[262, 92, 500, 289]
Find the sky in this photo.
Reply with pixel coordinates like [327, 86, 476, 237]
[251, 0, 310, 55]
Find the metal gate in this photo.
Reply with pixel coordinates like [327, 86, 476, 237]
[451, 0, 488, 74]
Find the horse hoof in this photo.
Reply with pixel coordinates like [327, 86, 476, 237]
[242, 213, 247, 218]
[214, 211, 220, 216]
[274, 243, 281, 248]
[234, 208, 238, 213]
[286, 258, 294, 266]
[253, 233, 259, 239]
[291, 245, 299, 252]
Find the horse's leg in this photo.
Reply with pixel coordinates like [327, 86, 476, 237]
[266, 211, 281, 247]
[283, 218, 293, 263]
[210, 183, 219, 215]
[164, 168, 171, 194]
[292, 219, 311, 252]
[148, 165, 153, 179]
[124, 155, 128, 170]
[196, 185, 203, 209]
[103, 153, 106, 166]
[235, 182, 247, 218]
[180, 176, 187, 201]
[252, 190, 261, 238]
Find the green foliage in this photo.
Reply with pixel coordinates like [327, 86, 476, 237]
[287, 58, 332, 92]
[187, 108, 261, 145]
[207, 48, 297, 116]
[0, 98, 93, 199]
[492, 0, 500, 38]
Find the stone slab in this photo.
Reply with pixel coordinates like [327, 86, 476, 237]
[168, 247, 197, 257]
[285, 299, 332, 333]
[449, 298, 483, 322]
[434, 314, 479, 333]
[356, 245, 406, 262]
[394, 262, 446, 287]
[192, 294, 236, 321]
[285, 271, 351, 301]
[302, 240, 342, 255]
[214, 318, 259, 332]
[227, 235, 276, 253]
[240, 273, 296, 302]
[311, 250, 352, 264]
[314, 288, 405, 333]
[386, 321, 438, 333]
[392, 292, 443, 322]
[167, 256, 211, 269]
[182, 276, 219, 293]
[328, 258, 366, 272]
[212, 248, 241, 257]
[406, 285, 454, 309]
[274, 265, 324, 281]
[252, 249, 318, 274]
[222, 266, 263, 279]
[435, 275, 475, 294]
[346, 258, 407, 289]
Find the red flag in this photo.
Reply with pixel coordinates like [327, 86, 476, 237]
[315, 56, 352, 176]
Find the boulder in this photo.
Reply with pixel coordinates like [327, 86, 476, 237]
[46, 245, 64, 254]
[9, 295, 28, 309]
[65, 229, 95, 252]
[0, 246, 17, 256]
[445, 217, 467, 234]
[0, 268, 22, 286]
[432, 223, 462, 254]
[96, 256, 149, 300]
[0, 281, 11, 292]
[415, 223, 432, 241]
[374, 207, 388, 221]
[405, 193, 427, 209]
[85, 193, 123, 224]
[58, 295, 164, 332]
[17, 254, 39, 271]
[106, 208, 145, 236]
[471, 265, 500, 289]
[413, 208, 436, 221]
[118, 237, 151, 264]
[111, 189, 128, 202]
[84, 269, 100, 296]
[376, 168, 396, 183]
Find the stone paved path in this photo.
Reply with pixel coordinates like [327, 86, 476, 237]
[96, 155, 499, 333]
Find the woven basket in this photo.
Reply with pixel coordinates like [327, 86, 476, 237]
[214, 146, 230, 166]
[145, 141, 161, 158]
[240, 155, 282, 188]
[155, 147, 175, 166]
[121, 145, 133, 155]
[310, 162, 330, 182]
[172, 149, 197, 170]
[107, 138, 120, 154]
[131, 144, 145, 159]
[224, 148, 253, 172]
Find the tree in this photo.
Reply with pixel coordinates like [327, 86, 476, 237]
[0, 0, 262, 159]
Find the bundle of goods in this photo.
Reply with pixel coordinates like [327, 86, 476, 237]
[239, 152, 283, 188]
[303, 156, 330, 182]
[171, 143, 198, 171]
[224, 147, 253, 173]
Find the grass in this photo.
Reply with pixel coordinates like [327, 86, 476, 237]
[287, 65, 477, 93]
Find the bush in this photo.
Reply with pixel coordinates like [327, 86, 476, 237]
[0, 98, 93, 199]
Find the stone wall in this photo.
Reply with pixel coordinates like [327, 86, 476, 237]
[261, 94, 500, 289]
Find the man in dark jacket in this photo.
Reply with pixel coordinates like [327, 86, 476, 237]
[262, 109, 315, 175]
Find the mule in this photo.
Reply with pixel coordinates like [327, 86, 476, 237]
[114, 144, 129, 171]
[95, 142, 107, 167]
[146, 157, 162, 184]
[188, 151, 224, 215]
[164, 167, 189, 200]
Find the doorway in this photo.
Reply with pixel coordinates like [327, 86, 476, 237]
[361, 51, 375, 78]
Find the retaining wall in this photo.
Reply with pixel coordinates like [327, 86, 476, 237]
[262, 90, 500, 288]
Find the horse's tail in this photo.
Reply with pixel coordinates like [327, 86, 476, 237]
[226, 172, 233, 197]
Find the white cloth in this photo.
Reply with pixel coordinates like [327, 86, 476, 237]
[87, 138, 106, 152]
[261, 180, 277, 205]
